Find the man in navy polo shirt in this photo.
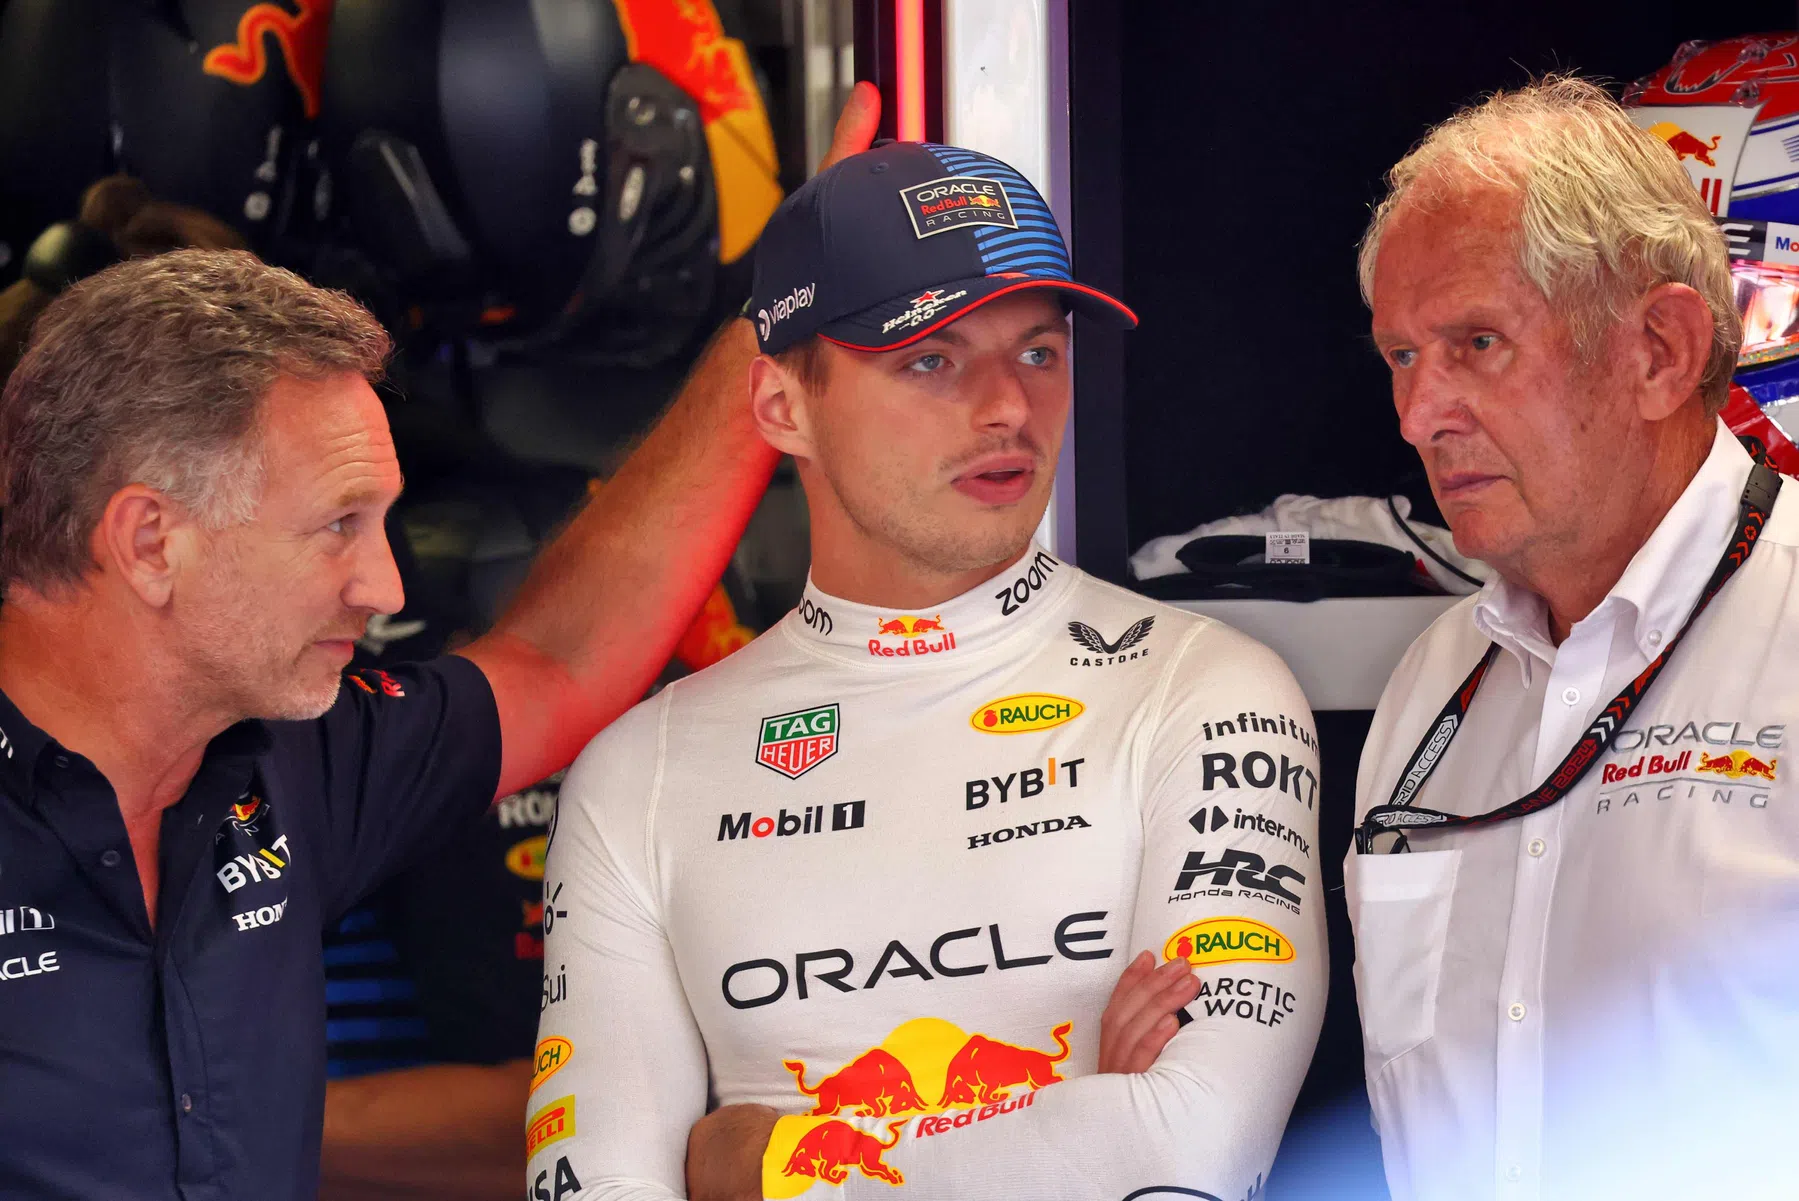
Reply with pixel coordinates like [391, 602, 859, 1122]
[0, 86, 879, 1201]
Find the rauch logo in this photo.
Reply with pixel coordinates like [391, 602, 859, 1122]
[969, 694, 1084, 735]
[1162, 917, 1294, 967]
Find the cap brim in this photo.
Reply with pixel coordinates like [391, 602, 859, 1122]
[817, 275, 1137, 352]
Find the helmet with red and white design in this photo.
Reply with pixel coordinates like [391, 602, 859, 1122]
[1625, 34, 1799, 471]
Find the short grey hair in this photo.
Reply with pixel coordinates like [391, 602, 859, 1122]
[0, 249, 391, 594]
[1358, 74, 1741, 414]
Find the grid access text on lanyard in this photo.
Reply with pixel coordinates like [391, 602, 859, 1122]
[1355, 457, 1783, 855]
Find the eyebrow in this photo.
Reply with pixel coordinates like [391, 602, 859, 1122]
[332, 472, 405, 513]
[913, 315, 1071, 352]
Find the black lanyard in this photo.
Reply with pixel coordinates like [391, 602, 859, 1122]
[1356, 454, 1783, 855]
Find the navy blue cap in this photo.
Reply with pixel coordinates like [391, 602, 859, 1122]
[749, 141, 1136, 354]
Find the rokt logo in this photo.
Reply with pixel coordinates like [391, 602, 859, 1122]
[498, 777, 561, 829]
[758, 704, 840, 779]
[1162, 916, 1294, 967]
[1201, 750, 1318, 810]
[718, 800, 867, 841]
[970, 694, 1083, 735]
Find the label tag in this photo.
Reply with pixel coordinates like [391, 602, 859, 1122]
[899, 175, 1018, 239]
[1265, 531, 1310, 565]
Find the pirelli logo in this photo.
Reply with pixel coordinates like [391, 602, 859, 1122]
[526, 1095, 575, 1157]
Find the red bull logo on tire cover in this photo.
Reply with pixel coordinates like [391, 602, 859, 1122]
[764, 1017, 1073, 1194]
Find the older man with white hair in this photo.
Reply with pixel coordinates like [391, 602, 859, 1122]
[1349, 75, 1799, 1200]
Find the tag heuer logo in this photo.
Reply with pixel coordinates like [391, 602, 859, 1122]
[757, 704, 840, 779]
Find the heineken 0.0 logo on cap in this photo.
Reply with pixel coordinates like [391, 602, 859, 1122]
[756, 703, 840, 779]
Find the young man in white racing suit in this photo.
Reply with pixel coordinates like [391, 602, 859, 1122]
[529, 141, 1326, 1201]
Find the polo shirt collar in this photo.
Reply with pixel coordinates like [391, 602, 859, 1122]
[0, 681, 272, 807]
[1475, 419, 1753, 677]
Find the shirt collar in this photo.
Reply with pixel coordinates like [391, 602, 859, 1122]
[0, 681, 272, 808]
[1475, 419, 1754, 674]
[784, 544, 1074, 666]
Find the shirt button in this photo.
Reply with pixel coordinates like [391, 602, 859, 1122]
[1528, 838, 1547, 857]
[100, 849, 122, 868]
[1647, 629, 1663, 645]
[180, 1093, 193, 1114]
[53, 754, 69, 769]
[1561, 687, 1580, 705]
[1509, 1002, 1528, 1021]
[1506, 1165, 1523, 1182]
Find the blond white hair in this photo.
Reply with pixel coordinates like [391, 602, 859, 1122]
[1357, 75, 1740, 414]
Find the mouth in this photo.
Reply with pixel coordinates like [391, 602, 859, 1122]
[952, 454, 1038, 505]
[1433, 471, 1506, 500]
[314, 637, 359, 659]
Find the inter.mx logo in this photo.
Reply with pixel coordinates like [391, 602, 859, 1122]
[757, 704, 839, 780]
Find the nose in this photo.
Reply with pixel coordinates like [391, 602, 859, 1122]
[343, 519, 406, 617]
[1394, 346, 1475, 451]
[967, 359, 1032, 434]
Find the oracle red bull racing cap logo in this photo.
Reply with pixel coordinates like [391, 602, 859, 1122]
[765, 1016, 1073, 1195]
[900, 175, 1018, 239]
[757, 704, 841, 779]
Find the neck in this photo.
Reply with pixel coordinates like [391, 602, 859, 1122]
[0, 593, 227, 820]
[1515, 419, 1713, 644]
[806, 521, 1037, 612]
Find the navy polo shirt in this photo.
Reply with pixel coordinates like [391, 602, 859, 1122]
[0, 656, 502, 1200]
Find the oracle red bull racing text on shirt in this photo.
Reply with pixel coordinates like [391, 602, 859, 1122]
[534, 547, 1326, 1199]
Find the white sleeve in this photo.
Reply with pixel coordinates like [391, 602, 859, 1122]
[792, 623, 1327, 1200]
[528, 693, 705, 1201]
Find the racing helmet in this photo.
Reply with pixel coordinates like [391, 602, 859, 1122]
[0, 0, 328, 273]
[1625, 34, 1799, 469]
[317, 0, 781, 363]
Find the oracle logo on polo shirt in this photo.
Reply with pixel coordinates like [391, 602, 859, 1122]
[0, 904, 59, 983]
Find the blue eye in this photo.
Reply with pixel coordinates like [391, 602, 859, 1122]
[1390, 348, 1417, 368]
[325, 517, 350, 536]
[1020, 346, 1052, 367]
[908, 353, 948, 373]
[1471, 333, 1498, 351]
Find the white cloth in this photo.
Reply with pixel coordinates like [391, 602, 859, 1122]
[1130, 494, 1491, 595]
[1347, 421, 1799, 1201]
[532, 547, 1326, 1200]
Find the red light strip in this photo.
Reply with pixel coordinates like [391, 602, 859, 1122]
[895, 0, 926, 141]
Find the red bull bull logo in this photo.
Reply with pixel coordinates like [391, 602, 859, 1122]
[230, 796, 262, 825]
[781, 1119, 909, 1186]
[346, 668, 406, 698]
[767, 1017, 1074, 1195]
[1696, 749, 1779, 782]
[869, 614, 958, 659]
[936, 1022, 1071, 1106]
[785, 1048, 928, 1118]
[1644, 121, 1724, 167]
[203, 0, 333, 119]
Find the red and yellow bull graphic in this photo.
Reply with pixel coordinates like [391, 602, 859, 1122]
[525, 1095, 575, 1157]
[765, 1017, 1073, 1195]
[1163, 917, 1294, 968]
[346, 668, 406, 698]
[612, 0, 780, 263]
[203, 0, 334, 118]
[869, 614, 958, 659]
[1695, 748, 1779, 782]
[1643, 122, 1723, 167]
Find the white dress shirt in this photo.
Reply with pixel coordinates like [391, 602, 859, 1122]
[1348, 421, 1799, 1201]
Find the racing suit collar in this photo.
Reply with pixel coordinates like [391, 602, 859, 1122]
[786, 544, 1073, 666]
